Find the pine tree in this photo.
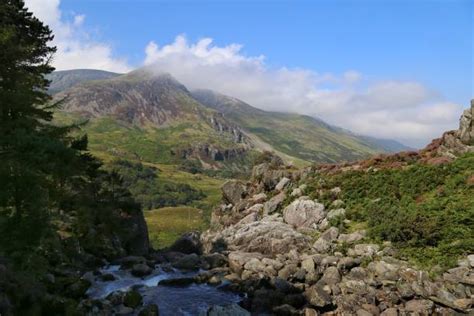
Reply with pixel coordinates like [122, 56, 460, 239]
[0, 0, 76, 251]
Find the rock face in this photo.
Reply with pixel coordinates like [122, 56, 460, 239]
[426, 99, 474, 158]
[459, 99, 474, 145]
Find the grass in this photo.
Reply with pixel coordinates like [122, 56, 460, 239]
[145, 207, 207, 249]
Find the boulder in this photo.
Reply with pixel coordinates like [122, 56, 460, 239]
[304, 284, 332, 307]
[338, 230, 366, 244]
[459, 100, 474, 145]
[207, 217, 310, 256]
[222, 180, 247, 205]
[205, 304, 250, 316]
[228, 252, 263, 274]
[283, 199, 326, 229]
[321, 227, 339, 242]
[275, 177, 291, 192]
[171, 253, 200, 270]
[404, 299, 434, 314]
[313, 238, 331, 254]
[250, 193, 267, 204]
[123, 290, 143, 308]
[348, 244, 380, 257]
[131, 263, 153, 277]
[138, 304, 159, 316]
[263, 192, 286, 215]
[202, 253, 228, 269]
[320, 266, 341, 285]
[169, 231, 202, 254]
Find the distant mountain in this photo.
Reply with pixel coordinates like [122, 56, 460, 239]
[50, 68, 409, 176]
[46, 69, 120, 94]
[358, 136, 413, 153]
[191, 89, 402, 162]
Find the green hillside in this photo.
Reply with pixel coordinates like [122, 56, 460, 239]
[192, 89, 409, 163]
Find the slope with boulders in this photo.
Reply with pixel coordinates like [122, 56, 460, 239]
[198, 101, 474, 315]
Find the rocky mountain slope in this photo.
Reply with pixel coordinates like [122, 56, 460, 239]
[194, 100, 474, 315]
[192, 89, 411, 162]
[46, 69, 120, 94]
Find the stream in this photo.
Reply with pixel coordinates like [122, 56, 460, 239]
[86, 264, 245, 315]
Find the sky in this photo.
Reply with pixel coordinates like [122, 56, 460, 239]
[24, 0, 473, 147]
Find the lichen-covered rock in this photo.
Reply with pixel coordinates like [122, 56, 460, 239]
[283, 199, 326, 229]
[222, 180, 247, 205]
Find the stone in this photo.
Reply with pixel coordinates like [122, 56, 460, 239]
[320, 266, 341, 285]
[117, 256, 147, 269]
[123, 290, 142, 308]
[275, 177, 291, 192]
[237, 212, 258, 225]
[337, 257, 359, 271]
[304, 284, 332, 307]
[301, 257, 315, 274]
[459, 100, 474, 145]
[131, 263, 152, 277]
[303, 308, 318, 316]
[228, 252, 263, 274]
[348, 244, 380, 257]
[467, 254, 474, 267]
[138, 304, 159, 316]
[222, 180, 247, 205]
[205, 304, 250, 316]
[206, 218, 310, 256]
[404, 299, 434, 314]
[244, 258, 266, 273]
[356, 309, 372, 316]
[202, 253, 228, 269]
[380, 308, 398, 316]
[169, 231, 202, 254]
[326, 208, 346, 221]
[263, 192, 286, 215]
[321, 227, 339, 242]
[283, 199, 326, 229]
[278, 264, 298, 280]
[250, 193, 267, 203]
[171, 253, 200, 270]
[337, 230, 366, 244]
[159, 277, 195, 286]
[313, 238, 331, 253]
[367, 261, 399, 281]
[290, 188, 303, 197]
[273, 304, 298, 316]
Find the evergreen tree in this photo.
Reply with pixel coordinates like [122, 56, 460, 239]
[0, 0, 77, 253]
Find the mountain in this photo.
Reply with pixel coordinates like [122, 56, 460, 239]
[191, 89, 403, 162]
[51, 68, 408, 175]
[46, 69, 120, 94]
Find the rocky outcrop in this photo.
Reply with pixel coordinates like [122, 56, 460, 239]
[200, 157, 474, 315]
[424, 99, 474, 159]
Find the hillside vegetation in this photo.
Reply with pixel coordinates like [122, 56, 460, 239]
[307, 153, 474, 269]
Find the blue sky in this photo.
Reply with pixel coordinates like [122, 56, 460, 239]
[26, 0, 473, 146]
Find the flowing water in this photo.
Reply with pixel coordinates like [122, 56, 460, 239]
[86, 265, 245, 315]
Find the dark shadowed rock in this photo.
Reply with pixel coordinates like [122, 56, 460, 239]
[169, 231, 202, 255]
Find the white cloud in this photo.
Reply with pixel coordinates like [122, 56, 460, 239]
[24, 0, 131, 73]
[144, 35, 464, 147]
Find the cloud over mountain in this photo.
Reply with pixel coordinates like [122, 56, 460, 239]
[144, 35, 463, 147]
